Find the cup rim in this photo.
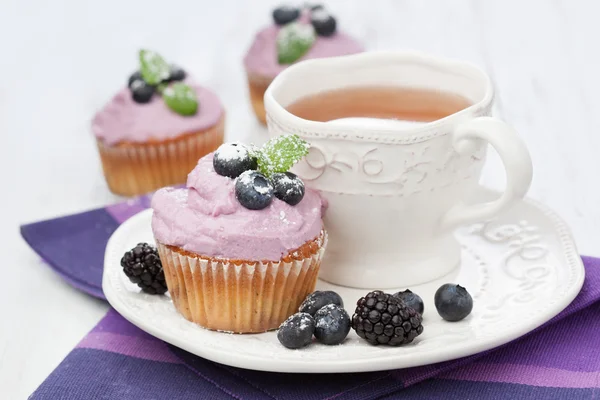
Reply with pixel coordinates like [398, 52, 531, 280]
[264, 51, 494, 142]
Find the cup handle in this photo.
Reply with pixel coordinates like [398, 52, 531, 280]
[439, 116, 533, 230]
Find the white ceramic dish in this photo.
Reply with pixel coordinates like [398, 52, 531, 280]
[103, 189, 584, 373]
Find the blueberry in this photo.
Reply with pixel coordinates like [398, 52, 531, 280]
[235, 170, 274, 210]
[273, 5, 301, 26]
[128, 71, 143, 88]
[130, 80, 155, 103]
[310, 9, 336, 37]
[277, 312, 315, 349]
[314, 304, 351, 345]
[213, 143, 258, 179]
[434, 284, 473, 322]
[299, 290, 343, 316]
[164, 64, 186, 83]
[393, 289, 424, 315]
[272, 172, 305, 206]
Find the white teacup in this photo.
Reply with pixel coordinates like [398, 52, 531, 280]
[264, 51, 533, 289]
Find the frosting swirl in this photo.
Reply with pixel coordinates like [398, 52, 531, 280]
[92, 82, 223, 146]
[151, 154, 325, 261]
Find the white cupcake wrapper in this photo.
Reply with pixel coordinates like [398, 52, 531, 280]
[97, 115, 224, 196]
[156, 231, 327, 333]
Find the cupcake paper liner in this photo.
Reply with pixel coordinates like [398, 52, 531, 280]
[246, 72, 273, 125]
[156, 231, 327, 333]
[97, 115, 225, 196]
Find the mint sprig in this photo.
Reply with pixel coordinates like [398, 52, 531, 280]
[162, 83, 198, 116]
[277, 23, 316, 64]
[137, 49, 198, 116]
[255, 134, 310, 176]
[139, 50, 171, 85]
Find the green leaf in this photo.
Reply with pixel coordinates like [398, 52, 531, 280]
[257, 134, 309, 176]
[277, 23, 316, 64]
[162, 83, 199, 116]
[139, 49, 171, 85]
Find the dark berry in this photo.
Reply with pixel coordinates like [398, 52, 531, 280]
[352, 291, 423, 346]
[120, 243, 167, 295]
[314, 304, 350, 345]
[235, 170, 274, 210]
[308, 4, 324, 11]
[164, 64, 186, 83]
[272, 172, 305, 206]
[299, 290, 343, 316]
[277, 312, 315, 349]
[272, 5, 301, 25]
[310, 9, 336, 37]
[128, 71, 143, 88]
[393, 289, 424, 315]
[434, 284, 473, 321]
[213, 143, 258, 179]
[130, 80, 156, 104]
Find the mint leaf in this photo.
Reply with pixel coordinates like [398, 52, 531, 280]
[257, 134, 309, 176]
[277, 23, 316, 64]
[162, 83, 198, 116]
[139, 49, 171, 85]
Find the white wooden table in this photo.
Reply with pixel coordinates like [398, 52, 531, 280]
[2, 0, 599, 398]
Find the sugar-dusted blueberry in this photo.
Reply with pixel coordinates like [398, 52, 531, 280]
[130, 80, 156, 103]
[235, 170, 274, 210]
[314, 304, 351, 345]
[393, 289, 424, 315]
[272, 172, 305, 206]
[164, 64, 187, 83]
[273, 5, 301, 26]
[128, 71, 143, 88]
[277, 312, 315, 349]
[213, 143, 258, 179]
[310, 9, 336, 36]
[434, 284, 473, 322]
[299, 290, 343, 316]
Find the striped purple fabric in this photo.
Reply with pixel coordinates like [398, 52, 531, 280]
[21, 197, 600, 400]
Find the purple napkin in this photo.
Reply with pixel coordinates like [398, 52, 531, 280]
[21, 200, 600, 399]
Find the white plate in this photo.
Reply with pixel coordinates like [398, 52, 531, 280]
[103, 189, 584, 373]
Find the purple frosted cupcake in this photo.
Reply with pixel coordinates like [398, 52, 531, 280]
[93, 50, 225, 196]
[243, 4, 363, 124]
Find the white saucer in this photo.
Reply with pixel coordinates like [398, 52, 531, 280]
[103, 189, 584, 373]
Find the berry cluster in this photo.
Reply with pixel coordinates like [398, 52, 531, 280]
[128, 65, 186, 104]
[213, 139, 307, 210]
[272, 3, 337, 37]
[278, 291, 350, 349]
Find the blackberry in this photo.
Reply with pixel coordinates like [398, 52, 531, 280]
[352, 291, 423, 346]
[121, 243, 167, 295]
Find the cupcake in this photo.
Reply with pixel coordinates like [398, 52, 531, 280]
[243, 4, 363, 124]
[93, 50, 225, 196]
[151, 135, 327, 333]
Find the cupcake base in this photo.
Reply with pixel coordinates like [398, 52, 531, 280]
[157, 231, 327, 333]
[246, 72, 273, 125]
[97, 114, 225, 197]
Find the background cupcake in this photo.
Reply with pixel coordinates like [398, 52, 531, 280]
[151, 135, 327, 333]
[93, 49, 225, 196]
[243, 4, 363, 124]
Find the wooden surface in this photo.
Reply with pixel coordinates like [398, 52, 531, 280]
[1, 0, 599, 397]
